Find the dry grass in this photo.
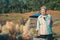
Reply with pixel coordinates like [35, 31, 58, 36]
[0, 10, 60, 40]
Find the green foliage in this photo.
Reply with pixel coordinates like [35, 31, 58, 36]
[45, 0, 60, 10]
[0, 0, 60, 14]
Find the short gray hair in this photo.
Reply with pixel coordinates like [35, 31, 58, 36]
[41, 6, 47, 10]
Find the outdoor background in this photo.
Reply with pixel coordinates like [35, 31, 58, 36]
[0, 0, 60, 40]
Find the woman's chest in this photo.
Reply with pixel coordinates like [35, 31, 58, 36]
[39, 17, 49, 25]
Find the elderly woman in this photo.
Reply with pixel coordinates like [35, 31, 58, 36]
[36, 6, 53, 40]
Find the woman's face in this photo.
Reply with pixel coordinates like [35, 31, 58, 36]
[41, 8, 46, 15]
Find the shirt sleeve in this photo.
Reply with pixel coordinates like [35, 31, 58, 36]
[50, 17, 53, 27]
[48, 14, 53, 27]
[36, 18, 40, 31]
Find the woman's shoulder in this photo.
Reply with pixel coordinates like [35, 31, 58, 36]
[46, 14, 51, 18]
[38, 15, 42, 19]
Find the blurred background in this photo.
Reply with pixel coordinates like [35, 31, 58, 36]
[0, 0, 60, 40]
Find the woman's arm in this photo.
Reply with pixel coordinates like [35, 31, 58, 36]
[36, 18, 40, 31]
